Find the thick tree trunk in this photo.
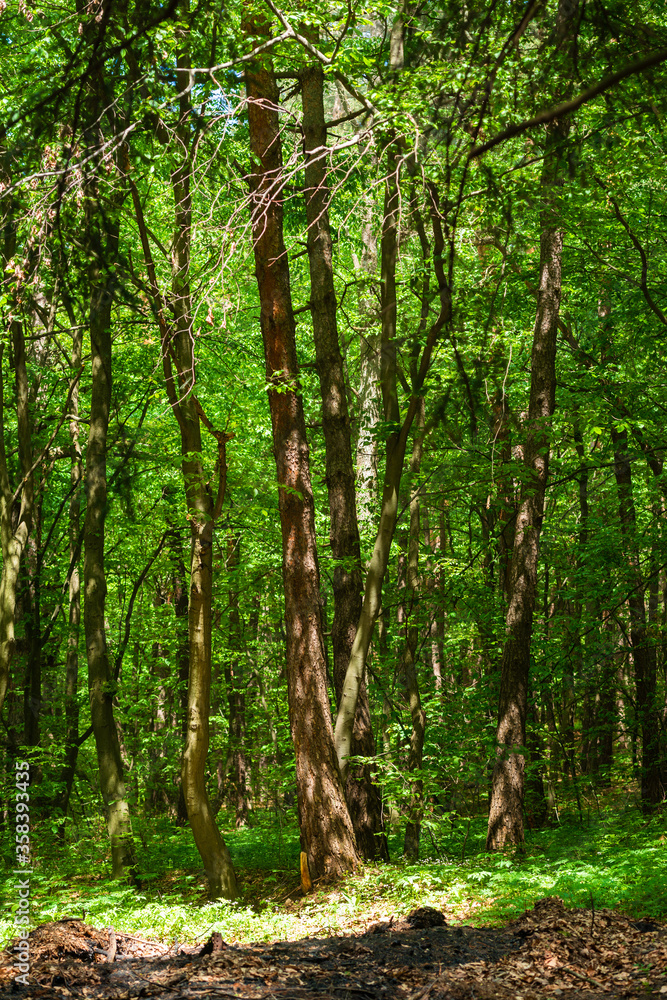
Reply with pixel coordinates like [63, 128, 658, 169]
[486, 123, 566, 850]
[300, 59, 386, 861]
[245, 21, 358, 880]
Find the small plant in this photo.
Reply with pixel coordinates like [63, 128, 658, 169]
[1, 803, 665, 950]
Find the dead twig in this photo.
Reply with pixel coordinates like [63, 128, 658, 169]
[106, 928, 117, 963]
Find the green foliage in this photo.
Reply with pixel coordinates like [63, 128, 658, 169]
[2, 0, 667, 951]
[2, 806, 665, 950]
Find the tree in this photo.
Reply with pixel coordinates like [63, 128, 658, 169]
[244, 15, 359, 881]
[2, 0, 667, 889]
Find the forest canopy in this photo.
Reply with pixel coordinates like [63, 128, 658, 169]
[1, 0, 667, 931]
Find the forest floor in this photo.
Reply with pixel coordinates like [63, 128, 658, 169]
[2, 803, 666, 998]
[0, 895, 666, 999]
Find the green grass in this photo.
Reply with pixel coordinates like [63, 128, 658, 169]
[1, 802, 666, 950]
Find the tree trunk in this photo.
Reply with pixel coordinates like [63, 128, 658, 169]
[354, 173, 381, 528]
[244, 19, 358, 880]
[22, 492, 44, 768]
[225, 534, 249, 828]
[57, 322, 83, 828]
[611, 428, 662, 810]
[171, 31, 238, 899]
[400, 397, 427, 861]
[486, 121, 566, 850]
[83, 211, 137, 880]
[167, 504, 190, 825]
[300, 57, 386, 861]
[0, 208, 35, 720]
[334, 154, 448, 784]
[125, 9, 238, 896]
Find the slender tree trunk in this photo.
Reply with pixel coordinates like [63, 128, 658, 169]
[225, 534, 248, 828]
[334, 155, 449, 783]
[166, 506, 190, 825]
[355, 178, 381, 528]
[611, 428, 662, 810]
[170, 30, 237, 899]
[400, 397, 427, 861]
[58, 323, 83, 827]
[332, 6, 450, 770]
[597, 630, 616, 783]
[71, 0, 136, 882]
[83, 208, 136, 879]
[125, 9, 238, 896]
[0, 210, 34, 719]
[23, 509, 42, 754]
[300, 57, 386, 861]
[486, 121, 566, 850]
[244, 19, 358, 880]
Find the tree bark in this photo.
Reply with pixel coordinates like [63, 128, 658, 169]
[83, 203, 137, 880]
[245, 21, 358, 879]
[300, 57, 386, 861]
[57, 321, 83, 827]
[0, 203, 35, 720]
[171, 29, 238, 899]
[126, 11, 238, 897]
[355, 173, 381, 528]
[611, 428, 662, 810]
[400, 397, 427, 861]
[486, 121, 566, 850]
[333, 154, 449, 784]
[225, 534, 249, 828]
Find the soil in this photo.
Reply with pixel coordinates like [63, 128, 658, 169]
[0, 897, 665, 999]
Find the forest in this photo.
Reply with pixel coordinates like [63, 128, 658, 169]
[1, 0, 667, 995]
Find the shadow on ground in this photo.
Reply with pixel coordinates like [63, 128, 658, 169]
[1, 897, 665, 998]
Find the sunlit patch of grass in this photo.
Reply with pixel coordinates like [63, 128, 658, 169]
[1, 803, 665, 951]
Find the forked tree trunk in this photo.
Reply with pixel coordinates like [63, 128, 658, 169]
[245, 20, 358, 880]
[486, 121, 566, 851]
[127, 11, 237, 897]
[171, 26, 237, 900]
[300, 58, 386, 861]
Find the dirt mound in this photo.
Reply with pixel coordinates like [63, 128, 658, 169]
[0, 898, 664, 998]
